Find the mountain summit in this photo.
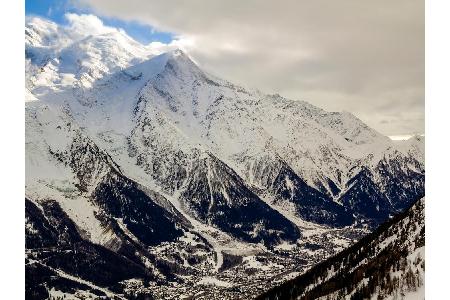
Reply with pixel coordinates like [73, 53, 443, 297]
[25, 17, 424, 299]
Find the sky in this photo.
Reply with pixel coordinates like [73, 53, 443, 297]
[25, 0, 424, 137]
[25, 0, 174, 44]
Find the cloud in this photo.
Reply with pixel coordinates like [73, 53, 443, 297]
[64, 13, 118, 38]
[62, 13, 194, 55]
[146, 37, 195, 55]
[79, 0, 424, 135]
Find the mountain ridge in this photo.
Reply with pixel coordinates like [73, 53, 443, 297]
[25, 17, 425, 299]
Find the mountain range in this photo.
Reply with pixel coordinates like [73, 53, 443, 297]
[25, 16, 425, 299]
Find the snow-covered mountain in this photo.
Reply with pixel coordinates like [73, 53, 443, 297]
[25, 16, 425, 299]
[26, 15, 161, 97]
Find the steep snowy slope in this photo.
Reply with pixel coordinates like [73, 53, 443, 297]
[25, 16, 425, 299]
[26, 26, 424, 243]
[394, 134, 425, 164]
[256, 197, 425, 300]
[122, 50, 423, 227]
[26, 16, 157, 95]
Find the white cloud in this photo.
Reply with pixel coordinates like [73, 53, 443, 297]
[77, 1, 424, 135]
[62, 13, 194, 55]
[64, 13, 117, 38]
[146, 36, 195, 55]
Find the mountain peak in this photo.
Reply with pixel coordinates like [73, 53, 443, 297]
[165, 49, 198, 68]
[25, 18, 425, 299]
[171, 48, 187, 57]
